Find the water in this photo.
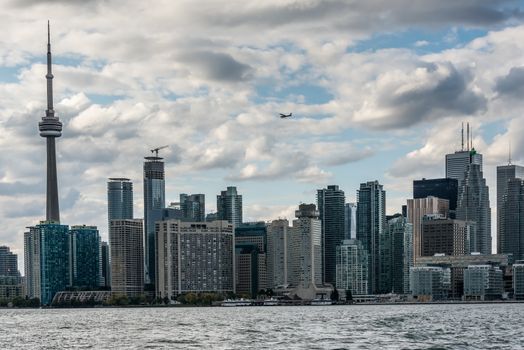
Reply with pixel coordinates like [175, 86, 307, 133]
[0, 304, 523, 349]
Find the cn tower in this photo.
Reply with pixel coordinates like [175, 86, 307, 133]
[38, 21, 62, 223]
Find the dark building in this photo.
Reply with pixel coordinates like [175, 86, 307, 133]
[317, 185, 345, 285]
[500, 178, 524, 262]
[413, 178, 458, 213]
[107, 178, 133, 222]
[0, 246, 19, 277]
[235, 222, 268, 298]
[497, 164, 524, 256]
[69, 225, 100, 290]
[217, 187, 242, 227]
[100, 241, 110, 289]
[180, 193, 205, 222]
[421, 216, 471, 257]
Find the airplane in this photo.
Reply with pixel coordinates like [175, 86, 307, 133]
[280, 113, 292, 118]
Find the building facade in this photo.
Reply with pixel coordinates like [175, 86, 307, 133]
[107, 178, 133, 223]
[335, 239, 369, 295]
[413, 178, 458, 214]
[109, 219, 144, 297]
[388, 215, 413, 294]
[235, 222, 268, 297]
[513, 262, 524, 300]
[180, 193, 205, 222]
[217, 187, 243, 228]
[410, 266, 450, 301]
[445, 149, 482, 183]
[0, 246, 19, 277]
[267, 219, 289, 289]
[69, 225, 100, 290]
[463, 265, 503, 301]
[497, 164, 524, 255]
[317, 185, 345, 285]
[499, 178, 524, 261]
[156, 220, 235, 299]
[420, 216, 472, 257]
[100, 241, 111, 288]
[345, 203, 357, 240]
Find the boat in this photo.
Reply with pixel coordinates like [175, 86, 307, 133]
[263, 298, 279, 306]
[310, 298, 333, 306]
[221, 299, 253, 307]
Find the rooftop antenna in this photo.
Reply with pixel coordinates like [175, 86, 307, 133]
[466, 122, 470, 151]
[461, 122, 464, 151]
[470, 125, 473, 150]
[508, 140, 512, 165]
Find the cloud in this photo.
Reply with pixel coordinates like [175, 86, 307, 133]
[495, 66, 524, 98]
[178, 51, 254, 82]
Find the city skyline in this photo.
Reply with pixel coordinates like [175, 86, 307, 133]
[1, 2, 524, 268]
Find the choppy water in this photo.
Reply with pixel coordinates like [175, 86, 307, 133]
[0, 304, 523, 349]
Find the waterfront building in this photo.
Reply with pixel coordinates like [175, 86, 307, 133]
[156, 220, 235, 299]
[463, 265, 503, 301]
[499, 178, 524, 261]
[407, 196, 449, 261]
[413, 178, 458, 215]
[143, 155, 166, 287]
[388, 215, 413, 294]
[335, 239, 369, 295]
[415, 253, 510, 299]
[0, 246, 19, 277]
[410, 266, 450, 301]
[356, 181, 386, 294]
[345, 203, 357, 240]
[421, 215, 472, 257]
[110, 219, 144, 297]
[456, 161, 492, 254]
[317, 185, 345, 285]
[497, 163, 524, 255]
[24, 222, 69, 305]
[513, 262, 524, 300]
[235, 222, 268, 298]
[0, 276, 24, 301]
[69, 225, 100, 290]
[287, 204, 322, 291]
[217, 187, 243, 227]
[100, 241, 110, 288]
[267, 219, 289, 289]
[179, 194, 205, 222]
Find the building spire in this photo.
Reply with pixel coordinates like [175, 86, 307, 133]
[46, 20, 54, 117]
[461, 122, 464, 151]
[509, 140, 512, 165]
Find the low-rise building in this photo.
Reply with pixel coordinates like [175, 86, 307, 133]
[410, 266, 450, 301]
[513, 261, 524, 300]
[463, 265, 503, 301]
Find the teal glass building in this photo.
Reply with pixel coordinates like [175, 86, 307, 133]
[69, 225, 100, 290]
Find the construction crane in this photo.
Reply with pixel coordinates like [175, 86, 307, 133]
[150, 145, 169, 157]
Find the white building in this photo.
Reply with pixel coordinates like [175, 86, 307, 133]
[336, 239, 368, 295]
[267, 219, 289, 289]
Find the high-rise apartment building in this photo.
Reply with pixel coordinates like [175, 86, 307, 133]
[287, 204, 322, 289]
[267, 219, 289, 289]
[69, 225, 100, 290]
[143, 156, 165, 286]
[497, 163, 524, 255]
[180, 193, 205, 222]
[335, 239, 369, 296]
[407, 196, 449, 261]
[499, 178, 524, 261]
[107, 178, 133, 223]
[217, 187, 242, 227]
[356, 181, 386, 294]
[156, 220, 235, 299]
[235, 222, 268, 298]
[0, 246, 19, 277]
[317, 185, 345, 285]
[24, 222, 69, 305]
[345, 203, 357, 240]
[456, 162, 491, 254]
[110, 219, 144, 297]
[387, 215, 413, 294]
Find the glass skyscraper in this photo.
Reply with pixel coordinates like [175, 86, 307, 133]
[69, 225, 100, 290]
[317, 185, 345, 285]
[107, 178, 133, 223]
[500, 178, 524, 261]
[344, 203, 357, 240]
[180, 193, 205, 222]
[445, 150, 482, 183]
[413, 178, 458, 213]
[217, 186, 242, 227]
[497, 163, 524, 255]
[143, 156, 165, 286]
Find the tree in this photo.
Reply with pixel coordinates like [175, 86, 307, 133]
[331, 287, 339, 302]
[345, 289, 353, 303]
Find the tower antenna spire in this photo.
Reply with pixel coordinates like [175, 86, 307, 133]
[461, 122, 464, 151]
[509, 140, 512, 165]
[466, 122, 470, 151]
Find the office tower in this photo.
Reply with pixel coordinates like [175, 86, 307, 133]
[456, 162, 491, 254]
[407, 196, 449, 261]
[180, 193, 205, 222]
[345, 203, 357, 240]
[388, 215, 413, 294]
[287, 204, 322, 289]
[110, 219, 144, 297]
[420, 215, 472, 256]
[24, 222, 69, 305]
[500, 178, 524, 261]
[143, 156, 165, 286]
[513, 261, 524, 300]
[335, 239, 369, 296]
[217, 186, 242, 227]
[100, 241, 111, 288]
[0, 246, 19, 277]
[356, 181, 386, 294]
[317, 185, 345, 285]
[156, 220, 235, 299]
[235, 222, 267, 298]
[267, 219, 289, 289]
[39, 23, 62, 223]
[410, 266, 450, 301]
[69, 225, 100, 290]
[107, 178, 133, 222]
[497, 163, 524, 255]
[463, 265, 503, 301]
[413, 178, 458, 214]
[446, 151, 482, 183]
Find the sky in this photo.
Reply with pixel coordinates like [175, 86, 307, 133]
[1, 0, 524, 269]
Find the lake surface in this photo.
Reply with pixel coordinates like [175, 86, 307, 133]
[0, 304, 522, 349]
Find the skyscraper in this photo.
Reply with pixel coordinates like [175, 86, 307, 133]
[344, 203, 357, 240]
[446, 150, 482, 183]
[413, 178, 458, 213]
[107, 178, 133, 223]
[180, 193, 205, 222]
[499, 178, 524, 261]
[267, 219, 289, 289]
[388, 215, 413, 294]
[497, 163, 524, 254]
[143, 156, 165, 286]
[420, 216, 472, 256]
[110, 219, 144, 297]
[0, 246, 19, 277]
[317, 185, 345, 285]
[217, 186, 242, 227]
[456, 162, 491, 254]
[335, 239, 369, 296]
[235, 222, 268, 297]
[69, 225, 100, 290]
[356, 181, 386, 294]
[38, 22, 63, 223]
